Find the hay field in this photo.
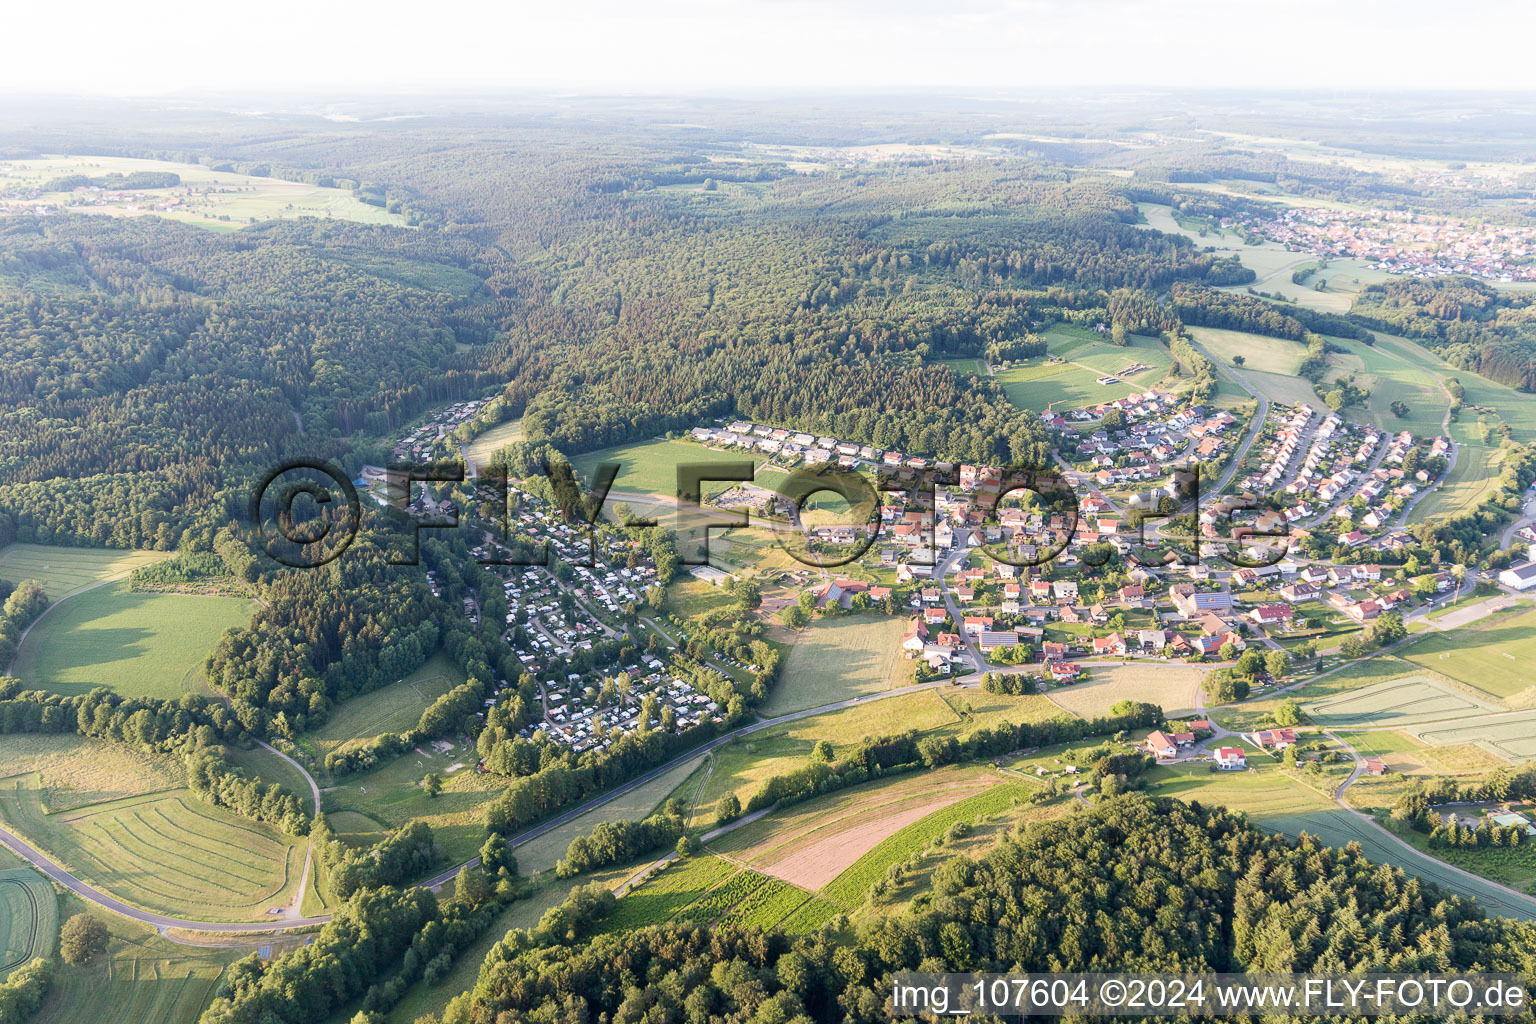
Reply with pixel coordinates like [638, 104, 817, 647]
[13, 581, 255, 698]
[0, 867, 56, 980]
[0, 775, 303, 922]
[764, 614, 909, 715]
[1302, 675, 1503, 729]
[1048, 665, 1205, 719]
[0, 544, 169, 601]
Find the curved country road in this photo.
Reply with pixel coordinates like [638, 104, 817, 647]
[0, 675, 974, 940]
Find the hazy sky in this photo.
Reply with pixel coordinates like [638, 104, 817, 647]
[9, 0, 1536, 95]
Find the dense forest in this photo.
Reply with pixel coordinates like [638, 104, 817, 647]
[445, 795, 1536, 1024]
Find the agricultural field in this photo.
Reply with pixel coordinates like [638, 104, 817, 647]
[1411, 712, 1536, 763]
[0, 867, 56, 979]
[1324, 335, 1452, 438]
[1412, 443, 1504, 524]
[463, 417, 525, 469]
[709, 766, 1001, 891]
[12, 581, 257, 698]
[31, 900, 245, 1024]
[939, 356, 987, 376]
[0, 775, 304, 922]
[600, 853, 739, 933]
[571, 439, 762, 501]
[1335, 728, 1507, 779]
[1399, 606, 1536, 703]
[763, 614, 910, 715]
[0, 155, 407, 232]
[0, 735, 184, 811]
[1187, 327, 1308, 377]
[1046, 665, 1205, 719]
[932, 691, 1064, 739]
[694, 690, 964, 820]
[319, 741, 503, 865]
[1262, 810, 1536, 921]
[300, 653, 467, 764]
[0, 544, 169, 601]
[820, 781, 1032, 908]
[1143, 760, 1339, 820]
[1301, 675, 1503, 729]
[994, 329, 1171, 411]
[511, 753, 706, 875]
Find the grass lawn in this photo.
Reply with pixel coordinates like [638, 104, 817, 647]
[571, 439, 761, 501]
[1411, 443, 1504, 524]
[512, 753, 705, 875]
[1144, 761, 1339, 820]
[464, 417, 525, 468]
[32, 893, 247, 1024]
[995, 329, 1171, 412]
[0, 867, 56, 980]
[0, 773, 304, 923]
[664, 577, 738, 622]
[1399, 606, 1536, 702]
[763, 614, 910, 715]
[0, 543, 170, 601]
[1046, 665, 1206, 719]
[300, 652, 466, 764]
[319, 743, 504, 866]
[12, 581, 256, 698]
[1187, 327, 1307, 376]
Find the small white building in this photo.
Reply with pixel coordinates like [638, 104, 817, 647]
[1215, 747, 1247, 770]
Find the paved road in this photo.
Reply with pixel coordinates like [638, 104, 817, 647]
[0, 823, 334, 934]
[1327, 731, 1536, 918]
[1185, 334, 1271, 502]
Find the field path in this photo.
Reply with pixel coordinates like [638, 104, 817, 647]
[0, 821, 331, 934]
[3, 571, 138, 676]
[1327, 731, 1536, 917]
[1, 672, 974, 941]
[253, 739, 322, 920]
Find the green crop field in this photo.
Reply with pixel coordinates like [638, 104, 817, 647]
[992, 323, 1177, 412]
[1, 154, 407, 232]
[32, 901, 245, 1024]
[464, 417, 525, 469]
[763, 614, 910, 715]
[1411, 443, 1504, 524]
[695, 690, 964, 817]
[602, 853, 738, 932]
[1186, 327, 1307, 376]
[512, 753, 705, 874]
[0, 867, 57, 980]
[718, 874, 814, 928]
[1302, 675, 1503, 728]
[0, 543, 170, 601]
[1411, 712, 1536, 763]
[12, 581, 256, 698]
[1145, 761, 1337, 819]
[820, 782, 1030, 908]
[1400, 607, 1536, 701]
[571, 439, 763, 500]
[1263, 810, 1536, 921]
[301, 652, 466, 763]
[777, 895, 843, 932]
[0, 775, 304, 922]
